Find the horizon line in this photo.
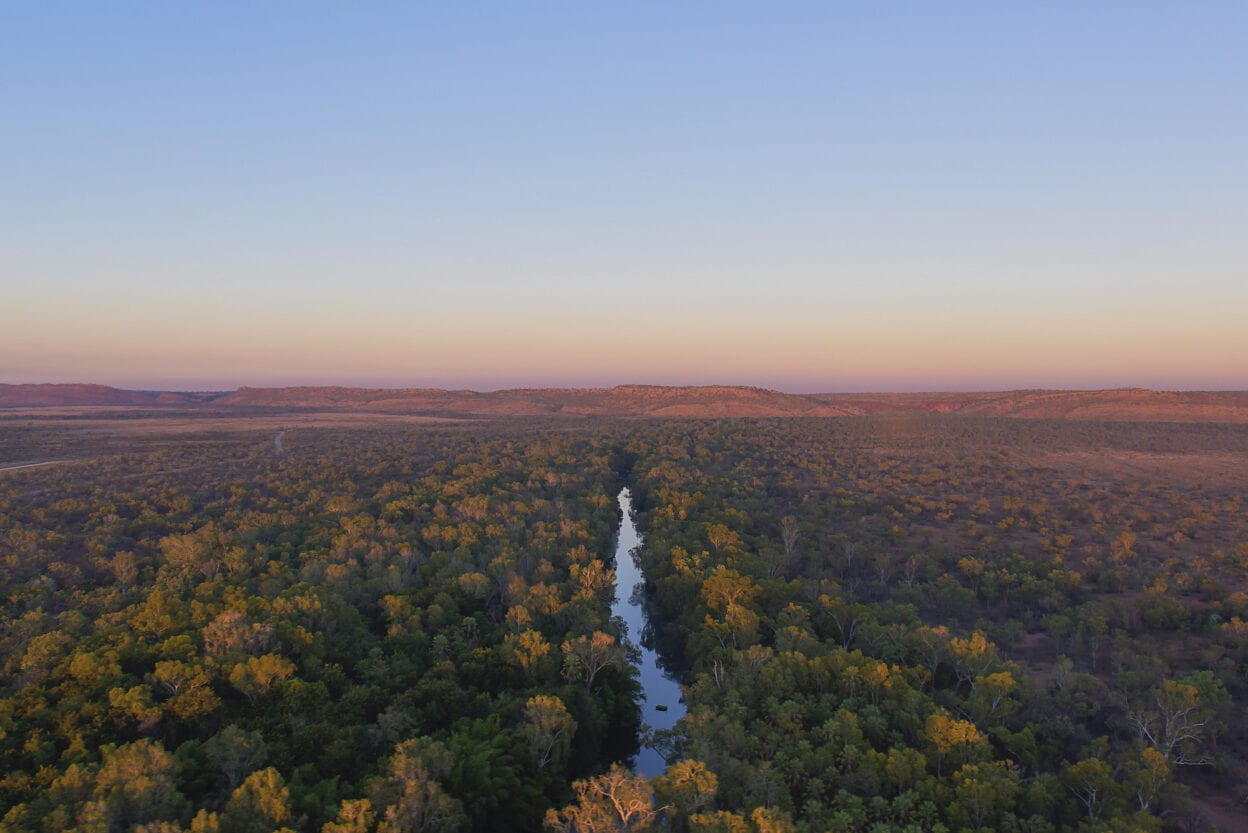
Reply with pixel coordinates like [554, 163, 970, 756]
[4, 381, 1247, 397]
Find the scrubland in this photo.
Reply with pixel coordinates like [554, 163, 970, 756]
[2, 408, 1246, 832]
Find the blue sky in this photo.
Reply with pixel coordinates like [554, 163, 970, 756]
[3, 3, 1245, 391]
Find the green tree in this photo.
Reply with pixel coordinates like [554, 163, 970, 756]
[521, 695, 576, 772]
[949, 761, 1020, 830]
[322, 799, 375, 833]
[204, 725, 267, 789]
[654, 759, 718, 830]
[373, 739, 464, 833]
[87, 740, 187, 832]
[1128, 672, 1228, 767]
[221, 767, 291, 833]
[1062, 757, 1117, 821]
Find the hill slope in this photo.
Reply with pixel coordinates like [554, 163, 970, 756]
[0, 384, 208, 407]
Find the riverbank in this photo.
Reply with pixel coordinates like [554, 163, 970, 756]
[610, 487, 685, 777]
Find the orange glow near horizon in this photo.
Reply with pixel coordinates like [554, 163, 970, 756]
[3, 291, 1245, 392]
[4, 5, 1247, 395]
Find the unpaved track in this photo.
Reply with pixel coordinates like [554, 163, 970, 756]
[0, 460, 69, 473]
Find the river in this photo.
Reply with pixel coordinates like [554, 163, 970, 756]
[610, 487, 685, 777]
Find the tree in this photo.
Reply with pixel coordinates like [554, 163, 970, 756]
[571, 558, 614, 601]
[688, 811, 751, 833]
[154, 660, 221, 722]
[228, 654, 296, 703]
[88, 740, 187, 831]
[949, 761, 1020, 830]
[700, 568, 764, 651]
[925, 712, 986, 775]
[373, 739, 464, 833]
[111, 550, 140, 590]
[153, 660, 211, 698]
[109, 684, 162, 734]
[748, 808, 795, 833]
[706, 524, 741, 554]
[561, 631, 626, 693]
[968, 670, 1018, 721]
[204, 725, 267, 789]
[322, 799, 375, 833]
[654, 760, 718, 828]
[545, 764, 660, 833]
[506, 630, 552, 680]
[700, 567, 760, 612]
[1128, 674, 1228, 767]
[521, 695, 576, 772]
[947, 631, 999, 690]
[203, 610, 275, 659]
[1110, 529, 1138, 563]
[19, 629, 72, 682]
[221, 767, 291, 833]
[1062, 757, 1116, 821]
[1124, 746, 1170, 811]
[779, 517, 800, 561]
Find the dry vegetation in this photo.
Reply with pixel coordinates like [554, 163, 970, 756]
[2, 401, 1248, 832]
[4, 384, 1248, 421]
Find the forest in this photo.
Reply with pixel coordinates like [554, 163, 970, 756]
[2, 411, 1247, 833]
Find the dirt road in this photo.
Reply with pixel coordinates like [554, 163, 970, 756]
[0, 460, 68, 473]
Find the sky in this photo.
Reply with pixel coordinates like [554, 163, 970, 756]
[2, 3, 1246, 393]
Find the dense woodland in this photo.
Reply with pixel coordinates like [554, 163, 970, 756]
[2, 414, 1247, 832]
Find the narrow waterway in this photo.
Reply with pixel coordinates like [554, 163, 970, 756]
[610, 487, 685, 777]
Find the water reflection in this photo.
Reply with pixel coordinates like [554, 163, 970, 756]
[610, 488, 685, 777]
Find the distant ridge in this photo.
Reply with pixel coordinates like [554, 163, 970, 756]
[0, 384, 213, 407]
[3, 383, 1248, 422]
[212, 384, 855, 417]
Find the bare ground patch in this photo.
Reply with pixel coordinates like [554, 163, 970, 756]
[1034, 450, 1248, 488]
